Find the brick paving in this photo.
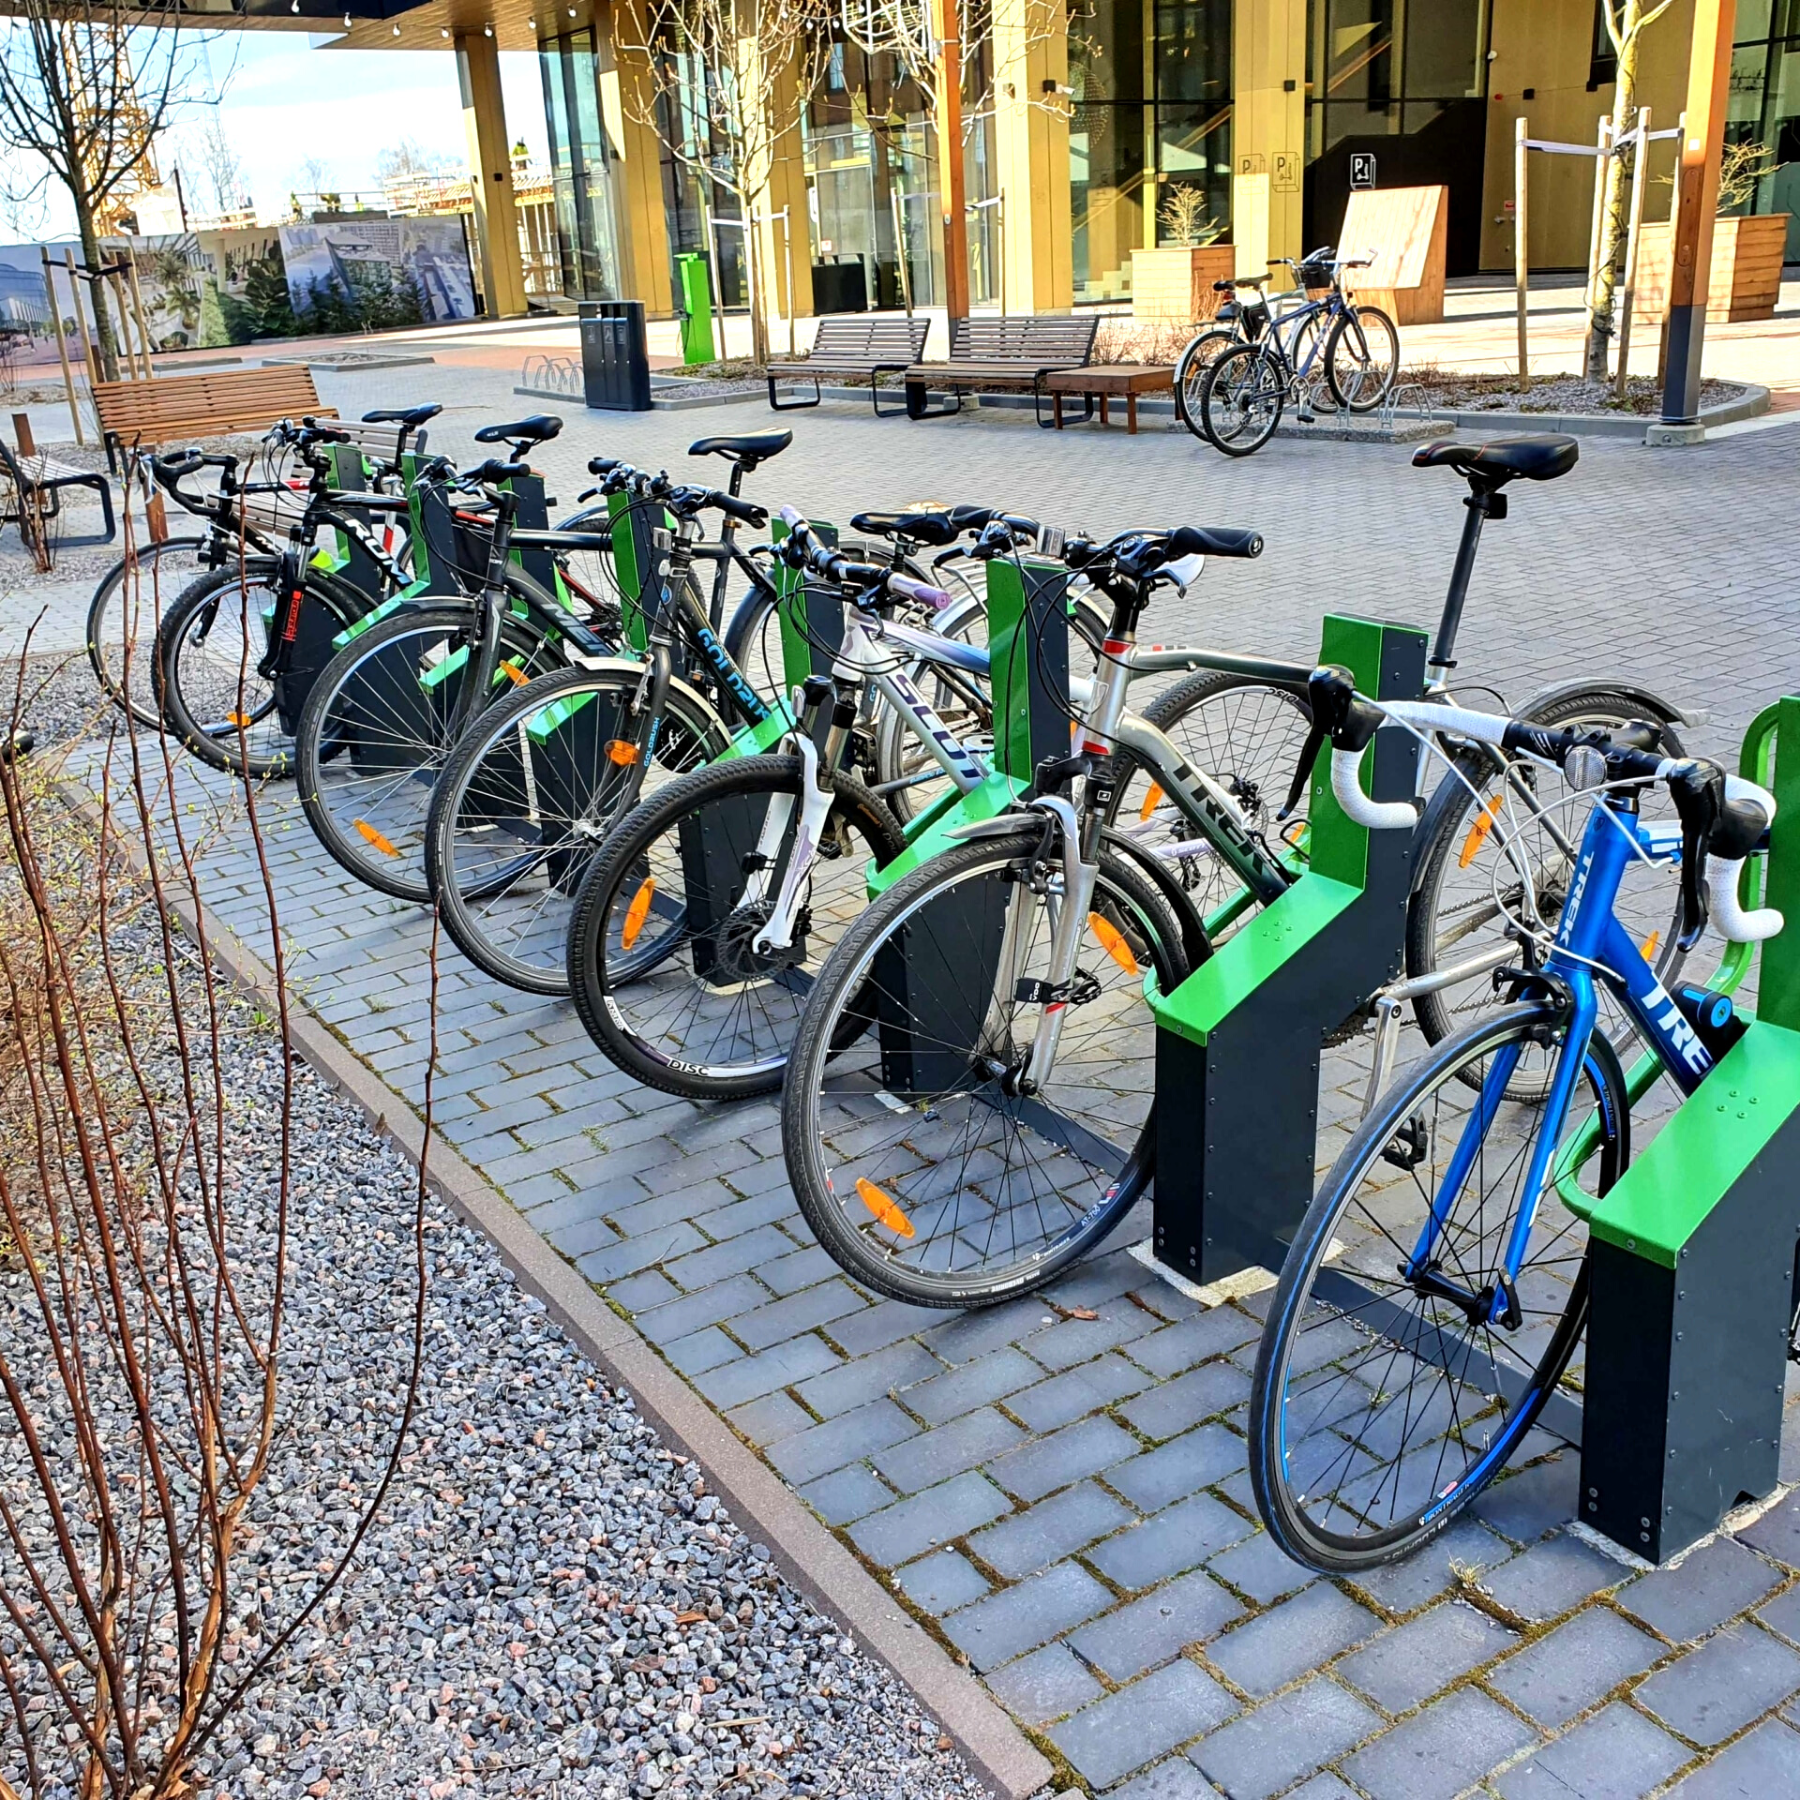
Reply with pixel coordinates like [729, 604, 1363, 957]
[70, 385, 1800, 1797]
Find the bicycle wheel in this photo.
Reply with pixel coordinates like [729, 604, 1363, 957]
[549, 503, 623, 640]
[426, 664, 730, 993]
[1325, 304, 1400, 412]
[296, 604, 570, 902]
[1249, 1003, 1624, 1572]
[1174, 328, 1241, 444]
[566, 753, 906, 1100]
[157, 561, 366, 780]
[1201, 344, 1285, 457]
[1106, 670, 1313, 937]
[86, 535, 207, 728]
[781, 829, 1193, 1307]
[1407, 686, 1686, 1091]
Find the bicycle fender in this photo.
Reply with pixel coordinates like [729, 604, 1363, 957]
[1516, 676, 1706, 742]
[945, 814, 1031, 844]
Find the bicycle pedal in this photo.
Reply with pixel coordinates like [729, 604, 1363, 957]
[1381, 1113, 1428, 1171]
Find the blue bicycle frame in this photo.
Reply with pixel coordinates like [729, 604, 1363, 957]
[1414, 793, 1713, 1320]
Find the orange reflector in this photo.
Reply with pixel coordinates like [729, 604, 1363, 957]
[606, 739, 641, 766]
[226, 711, 252, 729]
[498, 658, 528, 686]
[621, 877, 656, 950]
[1458, 796, 1505, 869]
[1139, 783, 1164, 822]
[354, 819, 400, 858]
[855, 1177, 915, 1239]
[1088, 911, 1140, 977]
[1641, 929, 1661, 962]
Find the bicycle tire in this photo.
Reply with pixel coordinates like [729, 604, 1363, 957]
[1201, 343, 1285, 457]
[566, 752, 907, 1100]
[781, 828, 1191, 1307]
[1174, 328, 1242, 444]
[425, 663, 730, 993]
[86, 535, 208, 728]
[1249, 1002, 1622, 1572]
[296, 603, 568, 902]
[1325, 303, 1400, 413]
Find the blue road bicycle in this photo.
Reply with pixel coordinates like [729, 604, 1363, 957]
[1248, 670, 1782, 1571]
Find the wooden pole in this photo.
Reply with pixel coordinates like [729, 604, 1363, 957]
[1656, 109, 1688, 387]
[1662, 0, 1737, 425]
[126, 255, 155, 378]
[931, 0, 970, 320]
[1514, 115, 1530, 388]
[891, 187, 915, 316]
[41, 247, 83, 447]
[1615, 106, 1651, 401]
[1583, 113, 1613, 376]
[66, 250, 100, 391]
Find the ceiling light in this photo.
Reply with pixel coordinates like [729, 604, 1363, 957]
[483, 21, 492, 32]
[440, 24, 448, 33]
[391, 21, 400, 31]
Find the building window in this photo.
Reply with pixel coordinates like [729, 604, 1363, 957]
[539, 29, 625, 301]
[1728, 0, 1800, 256]
[1307, 0, 1484, 157]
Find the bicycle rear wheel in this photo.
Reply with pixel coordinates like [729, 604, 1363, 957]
[86, 535, 207, 728]
[781, 828, 1192, 1307]
[1249, 1003, 1622, 1573]
[1201, 345, 1285, 457]
[1325, 304, 1400, 412]
[1174, 328, 1240, 444]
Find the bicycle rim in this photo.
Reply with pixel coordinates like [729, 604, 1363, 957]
[87, 537, 207, 728]
[1203, 345, 1283, 456]
[1328, 305, 1399, 412]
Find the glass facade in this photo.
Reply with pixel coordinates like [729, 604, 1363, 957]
[1069, 0, 1231, 303]
[539, 28, 625, 301]
[1730, 0, 1800, 257]
[656, 52, 747, 311]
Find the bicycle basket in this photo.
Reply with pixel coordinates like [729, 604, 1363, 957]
[1295, 261, 1334, 292]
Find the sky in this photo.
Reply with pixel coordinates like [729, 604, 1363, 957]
[7, 30, 549, 239]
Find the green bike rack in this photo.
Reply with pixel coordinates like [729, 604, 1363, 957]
[1146, 614, 1427, 1287]
[1569, 693, 1800, 1563]
[677, 253, 717, 367]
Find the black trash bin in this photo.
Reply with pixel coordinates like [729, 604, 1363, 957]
[810, 259, 868, 315]
[580, 300, 653, 412]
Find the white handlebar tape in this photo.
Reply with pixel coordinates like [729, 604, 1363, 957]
[1707, 857, 1784, 944]
[1330, 748, 1419, 830]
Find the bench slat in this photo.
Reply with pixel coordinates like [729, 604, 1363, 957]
[770, 314, 930, 371]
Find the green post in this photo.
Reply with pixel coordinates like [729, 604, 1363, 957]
[677, 254, 716, 366]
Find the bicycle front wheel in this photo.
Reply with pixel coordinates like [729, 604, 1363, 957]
[426, 664, 729, 993]
[782, 828, 1192, 1307]
[1326, 304, 1400, 412]
[86, 536, 207, 728]
[1174, 328, 1241, 443]
[1201, 344, 1285, 457]
[1249, 1003, 1622, 1573]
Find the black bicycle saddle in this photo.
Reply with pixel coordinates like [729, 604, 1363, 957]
[1412, 435, 1579, 488]
[688, 430, 793, 470]
[848, 508, 958, 548]
[363, 404, 442, 428]
[475, 415, 563, 445]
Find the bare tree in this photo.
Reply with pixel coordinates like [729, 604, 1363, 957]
[0, 1, 198, 382]
[1584, 0, 1679, 380]
[195, 106, 244, 220]
[376, 135, 451, 184]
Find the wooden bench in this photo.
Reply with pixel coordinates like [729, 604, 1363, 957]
[767, 315, 932, 418]
[92, 366, 338, 470]
[902, 315, 1101, 425]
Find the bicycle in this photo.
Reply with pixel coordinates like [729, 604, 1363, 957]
[1247, 670, 1781, 1571]
[1198, 251, 1399, 457]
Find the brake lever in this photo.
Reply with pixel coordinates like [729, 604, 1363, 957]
[1669, 761, 1725, 952]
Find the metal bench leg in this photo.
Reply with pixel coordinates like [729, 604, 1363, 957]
[1035, 378, 1090, 429]
[871, 366, 909, 419]
[905, 381, 961, 421]
[768, 374, 822, 412]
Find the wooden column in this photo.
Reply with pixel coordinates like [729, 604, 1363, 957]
[458, 31, 528, 319]
[933, 0, 970, 320]
[992, 0, 1072, 313]
[1661, 0, 1737, 425]
[1231, 0, 1306, 273]
[599, 4, 676, 318]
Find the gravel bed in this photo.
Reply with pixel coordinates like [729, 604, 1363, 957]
[1402, 373, 1745, 416]
[7, 650, 111, 746]
[0, 852, 992, 1799]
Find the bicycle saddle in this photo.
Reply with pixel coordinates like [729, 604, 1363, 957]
[363, 404, 442, 428]
[1214, 274, 1268, 291]
[474, 415, 562, 445]
[848, 508, 958, 548]
[1412, 435, 1579, 488]
[688, 430, 792, 469]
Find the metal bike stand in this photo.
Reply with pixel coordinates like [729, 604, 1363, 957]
[870, 554, 1074, 1095]
[1571, 692, 1800, 1562]
[1147, 614, 1427, 1287]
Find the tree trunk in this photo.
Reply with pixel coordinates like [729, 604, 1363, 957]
[71, 192, 120, 385]
[742, 195, 769, 367]
[1585, 3, 1647, 381]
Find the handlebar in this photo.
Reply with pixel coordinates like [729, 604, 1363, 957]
[776, 506, 952, 609]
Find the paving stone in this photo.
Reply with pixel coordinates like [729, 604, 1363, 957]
[1004, 1354, 1152, 1433]
[941, 1560, 1114, 1672]
[1069, 1568, 1244, 1682]
[1758, 1583, 1800, 1648]
[1487, 1603, 1664, 1727]
[661, 1326, 739, 1377]
[1665, 1718, 1800, 1798]
[1740, 1488, 1800, 1569]
[1284, 1780, 1359, 1800]
[1131, 1306, 1262, 1380]
[822, 1296, 941, 1355]
[757, 1242, 841, 1296]
[1341, 1684, 1538, 1800]
[797, 1463, 896, 1527]
[967, 1480, 1134, 1580]
[986, 1413, 1139, 1503]
[898, 1346, 1043, 1426]
[1474, 1454, 1580, 1543]
[726, 1278, 867, 1352]
[1108, 1760, 1224, 1800]
[1207, 1584, 1381, 1699]
[691, 1333, 841, 1409]
[1088, 1491, 1254, 1589]
[1346, 1517, 1515, 1616]
[1494, 1702, 1690, 1800]
[1028, 1303, 1161, 1372]
[1619, 1536, 1784, 1644]
[848, 1471, 1013, 1566]
[869, 1406, 1026, 1493]
[794, 1340, 942, 1419]
[725, 1391, 814, 1446]
[1191, 1678, 1383, 1800]
[605, 1268, 682, 1312]
[1049, 1657, 1238, 1790]
[765, 1397, 918, 1487]
[1207, 1529, 1317, 1606]
[1119, 1361, 1254, 1442]
[1477, 1533, 1629, 1623]
[1108, 1424, 1248, 1513]
[633, 1274, 769, 1346]
[1636, 1624, 1800, 1747]
[1338, 1599, 1517, 1714]
[981, 1643, 1103, 1727]
[660, 1223, 796, 1293]
[922, 1298, 1050, 1365]
[894, 1548, 989, 1613]
[574, 1219, 706, 1283]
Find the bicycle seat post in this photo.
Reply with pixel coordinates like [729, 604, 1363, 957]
[1430, 481, 1506, 685]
